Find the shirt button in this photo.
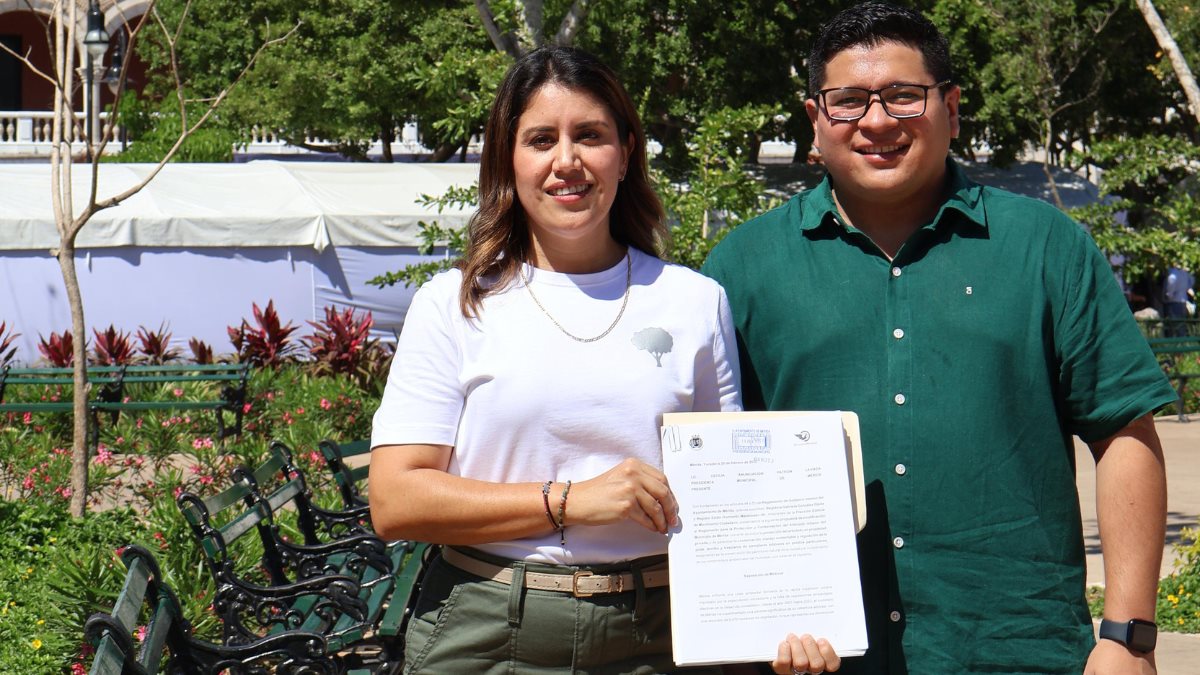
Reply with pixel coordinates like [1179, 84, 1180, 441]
[891, 266, 902, 277]
[893, 536, 905, 549]
[894, 393, 906, 405]
[890, 610, 902, 622]
[893, 328, 905, 339]
[895, 463, 907, 475]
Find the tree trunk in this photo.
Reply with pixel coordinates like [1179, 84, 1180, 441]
[1135, 0, 1200, 126]
[1041, 119, 1065, 211]
[380, 122, 395, 163]
[58, 240, 90, 517]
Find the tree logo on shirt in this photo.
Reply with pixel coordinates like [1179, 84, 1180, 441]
[632, 327, 674, 367]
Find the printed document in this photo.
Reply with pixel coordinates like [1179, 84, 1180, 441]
[660, 411, 868, 666]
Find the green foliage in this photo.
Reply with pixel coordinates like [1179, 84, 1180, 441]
[1070, 135, 1200, 280]
[123, 0, 502, 161]
[657, 105, 781, 270]
[580, 0, 818, 168]
[105, 97, 237, 163]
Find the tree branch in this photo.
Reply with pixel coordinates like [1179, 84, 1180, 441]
[1136, 0, 1200, 126]
[518, 0, 543, 48]
[87, 21, 302, 215]
[474, 0, 521, 58]
[555, 0, 593, 46]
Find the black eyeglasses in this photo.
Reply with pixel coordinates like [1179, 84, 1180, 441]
[814, 81, 951, 121]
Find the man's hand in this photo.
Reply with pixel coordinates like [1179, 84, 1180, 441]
[1083, 637, 1155, 674]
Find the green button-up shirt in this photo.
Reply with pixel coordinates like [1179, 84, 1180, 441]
[702, 161, 1175, 674]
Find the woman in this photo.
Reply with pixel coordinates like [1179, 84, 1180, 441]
[369, 46, 838, 675]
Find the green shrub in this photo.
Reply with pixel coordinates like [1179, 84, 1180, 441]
[1158, 526, 1200, 632]
[0, 500, 146, 673]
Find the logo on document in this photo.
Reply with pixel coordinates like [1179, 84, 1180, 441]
[796, 431, 811, 442]
[689, 435, 703, 449]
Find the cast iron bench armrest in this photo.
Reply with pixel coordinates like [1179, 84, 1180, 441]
[85, 544, 334, 674]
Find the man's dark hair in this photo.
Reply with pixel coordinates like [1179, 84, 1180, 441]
[808, 2, 953, 96]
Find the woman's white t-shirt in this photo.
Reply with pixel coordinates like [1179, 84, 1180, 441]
[371, 248, 742, 564]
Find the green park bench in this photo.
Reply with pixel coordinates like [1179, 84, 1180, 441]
[0, 362, 250, 449]
[85, 543, 332, 674]
[1149, 335, 1200, 423]
[177, 440, 428, 673]
[319, 438, 372, 512]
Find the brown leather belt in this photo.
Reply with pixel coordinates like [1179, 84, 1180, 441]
[441, 547, 670, 598]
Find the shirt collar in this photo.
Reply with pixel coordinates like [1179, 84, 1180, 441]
[798, 158, 988, 233]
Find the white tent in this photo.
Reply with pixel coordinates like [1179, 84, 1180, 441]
[0, 161, 479, 364]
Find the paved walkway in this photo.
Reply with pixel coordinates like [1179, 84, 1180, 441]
[1075, 416, 1200, 673]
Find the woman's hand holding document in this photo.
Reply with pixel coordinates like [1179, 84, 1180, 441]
[660, 411, 868, 667]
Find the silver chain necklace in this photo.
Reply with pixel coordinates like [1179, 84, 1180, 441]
[519, 252, 632, 343]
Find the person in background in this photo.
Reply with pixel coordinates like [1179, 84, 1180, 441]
[369, 46, 840, 675]
[702, 3, 1174, 673]
[1162, 265, 1195, 337]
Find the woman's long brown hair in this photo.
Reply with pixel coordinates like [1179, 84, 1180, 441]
[456, 46, 667, 319]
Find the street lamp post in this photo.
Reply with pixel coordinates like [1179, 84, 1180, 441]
[102, 29, 127, 151]
[82, 0, 110, 160]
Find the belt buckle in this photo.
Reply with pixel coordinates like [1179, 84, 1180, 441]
[572, 570, 596, 597]
[571, 570, 624, 597]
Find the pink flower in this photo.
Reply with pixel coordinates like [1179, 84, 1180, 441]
[243, 402, 253, 414]
[136, 418, 143, 429]
[22, 477, 34, 490]
[309, 451, 322, 464]
[172, 486, 183, 499]
[295, 406, 305, 415]
[266, 392, 275, 401]
[189, 464, 202, 475]
[94, 448, 113, 465]
[135, 625, 147, 642]
[200, 475, 214, 485]
[22, 412, 32, 425]
[282, 412, 293, 425]
[319, 398, 331, 410]
[71, 664, 86, 675]
[192, 437, 213, 450]
[173, 388, 184, 397]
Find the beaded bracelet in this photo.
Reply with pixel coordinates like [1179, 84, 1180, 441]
[556, 480, 572, 546]
[541, 481, 559, 530]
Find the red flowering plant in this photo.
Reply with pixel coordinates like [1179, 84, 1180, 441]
[136, 323, 180, 364]
[303, 307, 383, 389]
[228, 300, 300, 368]
[36, 330, 73, 367]
[91, 325, 137, 366]
[0, 321, 19, 367]
[188, 338, 214, 365]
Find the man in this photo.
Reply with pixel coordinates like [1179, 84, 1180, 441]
[702, 3, 1174, 674]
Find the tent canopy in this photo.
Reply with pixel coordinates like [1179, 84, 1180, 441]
[0, 160, 481, 252]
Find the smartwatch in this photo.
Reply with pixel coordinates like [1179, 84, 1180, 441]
[1098, 618, 1157, 653]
